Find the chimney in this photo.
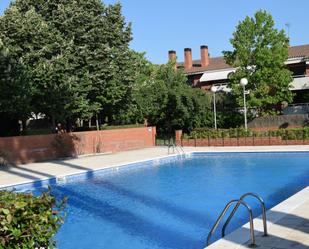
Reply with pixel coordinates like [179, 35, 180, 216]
[168, 50, 176, 61]
[184, 48, 193, 70]
[200, 45, 209, 67]
[168, 50, 177, 69]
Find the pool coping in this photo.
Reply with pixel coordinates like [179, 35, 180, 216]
[205, 186, 309, 249]
[0, 152, 181, 190]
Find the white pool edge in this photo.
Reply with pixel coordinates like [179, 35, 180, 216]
[0, 152, 181, 189]
[205, 186, 309, 248]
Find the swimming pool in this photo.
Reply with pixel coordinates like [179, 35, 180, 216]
[17, 152, 309, 249]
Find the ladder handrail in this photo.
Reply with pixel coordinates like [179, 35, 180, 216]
[176, 144, 185, 154]
[206, 199, 255, 246]
[221, 192, 267, 237]
[167, 144, 175, 154]
[167, 143, 185, 155]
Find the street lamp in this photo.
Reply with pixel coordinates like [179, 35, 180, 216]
[211, 85, 218, 130]
[239, 78, 248, 131]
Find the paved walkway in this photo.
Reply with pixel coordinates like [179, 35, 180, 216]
[0, 147, 168, 188]
[1, 145, 309, 188]
[0, 145, 308, 248]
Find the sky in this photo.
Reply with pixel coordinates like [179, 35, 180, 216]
[1, 0, 309, 64]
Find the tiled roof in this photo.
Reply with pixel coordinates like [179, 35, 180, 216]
[178, 44, 309, 75]
[288, 44, 309, 58]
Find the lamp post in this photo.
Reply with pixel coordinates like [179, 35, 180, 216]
[211, 85, 218, 130]
[239, 78, 248, 131]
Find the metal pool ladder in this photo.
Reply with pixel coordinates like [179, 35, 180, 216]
[167, 143, 185, 155]
[206, 192, 268, 247]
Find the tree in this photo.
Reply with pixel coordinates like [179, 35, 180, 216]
[223, 10, 293, 115]
[0, 0, 139, 129]
[0, 39, 32, 136]
[130, 62, 213, 134]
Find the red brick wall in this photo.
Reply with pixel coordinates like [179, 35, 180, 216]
[0, 127, 156, 164]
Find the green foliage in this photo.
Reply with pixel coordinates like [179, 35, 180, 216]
[21, 128, 53, 136]
[185, 127, 309, 140]
[0, 1, 213, 135]
[217, 111, 245, 129]
[208, 91, 247, 128]
[223, 10, 293, 115]
[130, 62, 213, 133]
[0, 189, 66, 249]
[187, 128, 251, 139]
[266, 127, 309, 140]
[0, 0, 141, 125]
[0, 39, 32, 121]
[100, 124, 144, 130]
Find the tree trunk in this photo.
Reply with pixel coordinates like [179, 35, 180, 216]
[96, 114, 99, 131]
[21, 118, 27, 133]
[51, 116, 56, 129]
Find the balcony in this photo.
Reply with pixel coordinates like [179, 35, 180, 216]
[211, 75, 309, 93]
[290, 75, 309, 90]
[283, 103, 309, 115]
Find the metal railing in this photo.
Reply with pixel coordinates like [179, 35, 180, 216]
[167, 143, 185, 155]
[283, 102, 309, 115]
[206, 199, 255, 247]
[222, 193, 267, 237]
[180, 128, 309, 147]
[206, 193, 268, 247]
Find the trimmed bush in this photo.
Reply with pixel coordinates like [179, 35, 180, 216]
[73, 124, 144, 132]
[21, 128, 53, 136]
[0, 189, 66, 249]
[100, 124, 144, 130]
[184, 127, 309, 140]
[186, 128, 251, 139]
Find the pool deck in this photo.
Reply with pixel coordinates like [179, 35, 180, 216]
[0, 145, 308, 248]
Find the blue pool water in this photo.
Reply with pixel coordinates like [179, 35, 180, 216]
[26, 152, 309, 249]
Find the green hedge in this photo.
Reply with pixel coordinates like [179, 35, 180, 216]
[184, 127, 309, 140]
[0, 189, 66, 249]
[21, 128, 53, 136]
[73, 124, 144, 132]
[100, 124, 144, 130]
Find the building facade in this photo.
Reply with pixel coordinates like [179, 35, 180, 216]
[169, 44, 309, 105]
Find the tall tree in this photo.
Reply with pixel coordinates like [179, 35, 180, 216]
[0, 39, 32, 135]
[223, 10, 293, 115]
[131, 62, 212, 133]
[0, 0, 138, 127]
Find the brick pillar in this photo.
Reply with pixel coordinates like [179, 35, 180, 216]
[152, 126, 157, 146]
[175, 130, 183, 145]
[306, 63, 309, 76]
